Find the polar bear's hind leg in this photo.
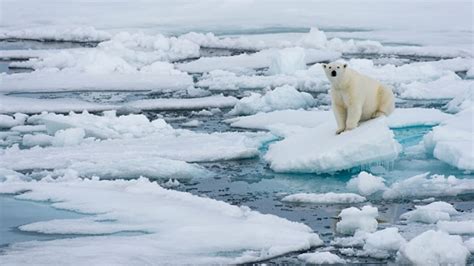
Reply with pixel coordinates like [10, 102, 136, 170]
[373, 85, 395, 118]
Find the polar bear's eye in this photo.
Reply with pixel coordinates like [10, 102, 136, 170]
[337, 66, 340, 69]
[328, 66, 332, 69]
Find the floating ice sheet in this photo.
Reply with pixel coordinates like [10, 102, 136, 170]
[0, 176, 323, 264]
[424, 107, 474, 171]
[264, 117, 401, 173]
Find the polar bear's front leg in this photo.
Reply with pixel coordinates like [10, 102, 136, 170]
[345, 105, 362, 131]
[333, 104, 347, 134]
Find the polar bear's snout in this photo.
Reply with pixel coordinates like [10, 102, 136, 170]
[331, 70, 337, 77]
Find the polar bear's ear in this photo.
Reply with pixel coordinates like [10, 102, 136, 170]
[343, 64, 347, 68]
[322, 64, 327, 69]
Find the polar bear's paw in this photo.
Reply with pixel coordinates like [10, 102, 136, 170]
[371, 111, 386, 119]
[335, 128, 345, 135]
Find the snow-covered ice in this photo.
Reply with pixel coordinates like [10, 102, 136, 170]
[268, 47, 306, 75]
[424, 107, 474, 171]
[362, 228, 406, 259]
[346, 171, 387, 196]
[437, 220, 474, 235]
[383, 173, 474, 200]
[0, 176, 323, 264]
[264, 117, 401, 173]
[336, 205, 379, 235]
[125, 95, 237, 111]
[282, 192, 366, 204]
[177, 48, 339, 73]
[0, 95, 117, 114]
[297, 251, 345, 264]
[227, 108, 452, 131]
[400, 201, 458, 224]
[229, 85, 315, 116]
[397, 230, 470, 266]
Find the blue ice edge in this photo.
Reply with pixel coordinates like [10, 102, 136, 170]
[0, 195, 148, 247]
[260, 124, 436, 176]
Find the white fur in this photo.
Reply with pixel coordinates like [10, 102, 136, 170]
[322, 62, 395, 134]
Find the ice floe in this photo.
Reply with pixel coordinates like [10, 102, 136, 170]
[0, 176, 323, 264]
[0, 95, 117, 114]
[336, 205, 379, 235]
[362, 228, 406, 259]
[0, 113, 27, 128]
[423, 107, 474, 171]
[229, 85, 315, 116]
[264, 117, 401, 173]
[397, 230, 470, 266]
[125, 94, 237, 111]
[383, 172, 474, 200]
[437, 220, 474, 235]
[177, 48, 340, 73]
[227, 108, 452, 131]
[346, 171, 387, 196]
[1, 112, 273, 179]
[400, 201, 458, 224]
[281, 192, 366, 204]
[268, 47, 306, 75]
[297, 251, 345, 264]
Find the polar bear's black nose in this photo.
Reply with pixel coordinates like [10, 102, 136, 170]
[331, 70, 337, 77]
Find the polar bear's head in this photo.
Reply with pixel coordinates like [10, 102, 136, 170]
[322, 62, 348, 83]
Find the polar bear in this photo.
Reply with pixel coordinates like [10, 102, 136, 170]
[322, 62, 395, 134]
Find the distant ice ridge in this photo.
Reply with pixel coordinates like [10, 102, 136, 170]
[229, 85, 316, 116]
[423, 107, 474, 171]
[0, 26, 111, 42]
[176, 48, 340, 73]
[196, 57, 473, 94]
[1, 111, 273, 179]
[0, 176, 323, 264]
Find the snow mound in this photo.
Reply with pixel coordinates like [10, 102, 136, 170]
[0, 113, 27, 128]
[297, 251, 345, 264]
[397, 230, 470, 266]
[268, 47, 306, 75]
[264, 118, 400, 173]
[400, 201, 458, 224]
[363, 228, 406, 259]
[423, 107, 474, 171]
[282, 192, 366, 204]
[346, 171, 387, 196]
[0, 176, 323, 264]
[336, 205, 378, 235]
[383, 172, 474, 200]
[229, 85, 315, 116]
